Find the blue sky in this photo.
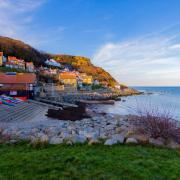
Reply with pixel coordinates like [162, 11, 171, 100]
[0, 0, 180, 86]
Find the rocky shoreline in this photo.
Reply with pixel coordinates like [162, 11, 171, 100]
[1, 88, 178, 149]
[0, 107, 179, 149]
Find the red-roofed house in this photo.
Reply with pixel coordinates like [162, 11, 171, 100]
[6, 56, 25, 69]
[0, 73, 36, 100]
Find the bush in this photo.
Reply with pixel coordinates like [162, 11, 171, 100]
[132, 103, 180, 143]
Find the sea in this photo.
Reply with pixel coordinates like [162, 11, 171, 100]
[95, 87, 180, 120]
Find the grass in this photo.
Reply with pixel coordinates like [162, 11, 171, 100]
[0, 143, 179, 179]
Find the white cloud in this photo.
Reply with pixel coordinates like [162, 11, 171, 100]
[0, 0, 65, 49]
[0, 0, 46, 38]
[92, 35, 180, 86]
[170, 44, 180, 49]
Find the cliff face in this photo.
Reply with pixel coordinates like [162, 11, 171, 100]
[0, 36, 118, 87]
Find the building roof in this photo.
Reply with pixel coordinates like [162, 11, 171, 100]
[0, 73, 36, 84]
[60, 72, 77, 79]
[26, 62, 34, 66]
[8, 56, 17, 61]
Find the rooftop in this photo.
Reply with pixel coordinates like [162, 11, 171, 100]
[0, 73, 36, 84]
[60, 72, 77, 79]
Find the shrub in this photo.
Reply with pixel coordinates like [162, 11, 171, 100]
[131, 103, 180, 143]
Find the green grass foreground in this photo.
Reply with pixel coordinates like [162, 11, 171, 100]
[0, 143, 179, 179]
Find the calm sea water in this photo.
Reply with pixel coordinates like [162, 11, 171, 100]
[96, 87, 180, 120]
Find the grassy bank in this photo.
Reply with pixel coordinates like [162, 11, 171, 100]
[0, 143, 179, 179]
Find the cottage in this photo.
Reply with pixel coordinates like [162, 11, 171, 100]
[17, 59, 25, 70]
[6, 56, 25, 69]
[0, 73, 36, 100]
[45, 59, 61, 68]
[26, 62, 35, 72]
[59, 72, 77, 91]
[79, 73, 93, 85]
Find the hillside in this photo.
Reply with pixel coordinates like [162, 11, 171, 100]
[0, 36, 47, 65]
[52, 55, 117, 87]
[0, 36, 118, 86]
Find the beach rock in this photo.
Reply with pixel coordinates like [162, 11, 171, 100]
[115, 127, 123, 133]
[16, 131, 31, 141]
[149, 138, 164, 147]
[66, 140, 73, 145]
[125, 130, 135, 138]
[60, 131, 71, 140]
[125, 138, 138, 144]
[99, 132, 108, 139]
[31, 128, 39, 134]
[84, 131, 99, 140]
[72, 135, 87, 143]
[128, 134, 149, 144]
[111, 134, 125, 144]
[105, 124, 115, 131]
[44, 127, 59, 137]
[49, 137, 63, 144]
[104, 138, 118, 145]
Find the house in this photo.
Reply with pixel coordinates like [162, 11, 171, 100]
[49, 68, 58, 75]
[59, 72, 77, 91]
[45, 59, 61, 68]
[6, 56, 25, 69]
[17, 59, 26, 70]
[115, 83, 121, 89]
[0, 72, 36, 100]
[94, 79, 100, 85]
[6, 56, 17, 68]
[26, 62, 35, 72]
[79, 73, 93, 85]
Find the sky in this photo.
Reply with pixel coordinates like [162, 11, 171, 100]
[0, 0, 180, 86]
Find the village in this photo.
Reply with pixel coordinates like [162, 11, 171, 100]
[0, 48, 140, 122]
[0, 51, 120, 102]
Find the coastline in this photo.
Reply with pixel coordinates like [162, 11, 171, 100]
[1, 87, 179, 149]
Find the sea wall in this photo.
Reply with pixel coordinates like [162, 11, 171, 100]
[41, 88, 141, 104]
